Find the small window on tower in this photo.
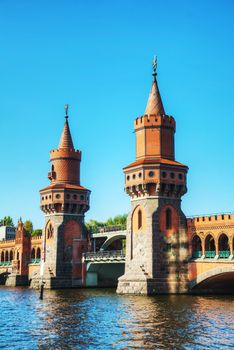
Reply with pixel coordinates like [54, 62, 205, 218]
[138, 210, 142, 229]
[51, 165, 54, 171]
[47, 223, 53, 239]
[166, 208, 172, 230]
[149, 171, 154, 177]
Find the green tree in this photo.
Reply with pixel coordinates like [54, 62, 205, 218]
[113, 214, 127, 226]
[86, 214, 127, 233]
[0, 216, 14, 226]
[24, 220, 33, 235]
[31, 229, 42, 236]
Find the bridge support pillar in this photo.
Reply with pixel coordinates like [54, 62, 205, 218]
[5, 274, 29, 287]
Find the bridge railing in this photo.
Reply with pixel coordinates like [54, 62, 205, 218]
[205, 251, 216, 258]
[90, 225, 126, 234]
[218, 251, 230, 259]
[83, 250, 125, 261]
[0, 261, 12, 266]
[29, 258, 41, 264]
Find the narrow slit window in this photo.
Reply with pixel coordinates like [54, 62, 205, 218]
[166, 208, 172, 230]
[138, 210, 142, 229]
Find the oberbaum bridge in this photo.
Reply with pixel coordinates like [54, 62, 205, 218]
[0, 59, 234, 294]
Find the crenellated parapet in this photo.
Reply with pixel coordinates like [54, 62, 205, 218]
[134, 114, 175, 130]
[187, 212, 234, 261]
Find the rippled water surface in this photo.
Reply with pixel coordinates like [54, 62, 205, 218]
[0, 287, 234, 349]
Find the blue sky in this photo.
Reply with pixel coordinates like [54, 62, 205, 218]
[0, 0, 234, 228]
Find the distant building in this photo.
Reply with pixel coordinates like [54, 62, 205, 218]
[0, 226, 16, 240]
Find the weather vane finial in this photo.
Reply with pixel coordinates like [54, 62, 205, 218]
[65, 104, 69, 120]
[152, 55, 157, 78]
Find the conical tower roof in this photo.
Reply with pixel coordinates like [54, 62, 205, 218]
[145, 56, 165, 115]
[58, 104, 74, 149]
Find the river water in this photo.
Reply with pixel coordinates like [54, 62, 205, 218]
[0, 287, 233, 349]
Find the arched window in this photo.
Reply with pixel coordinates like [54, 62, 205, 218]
[192, 235, 202, 258]
[5, 251, 9, 262]
[218, 233, 230, 258]
[17, 251, 19, 260]
[36, 248, 41, 260]
[10, 250, 13, 261]
[138, 210, 142, 229]
[166, 208, 172, 230]
[51, 164, 54, 171]
[205, 234, 215, 258]
[31, 248, 35, 259]
[47, 223, 53, 239]
[0, 251, 4, 262]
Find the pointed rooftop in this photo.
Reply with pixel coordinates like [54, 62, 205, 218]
[58, 104, 74, 149]
[145, 56, 165, 116]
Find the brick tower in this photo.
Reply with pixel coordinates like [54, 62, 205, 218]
[117, 58, 189, 294]
[39, 105, 90, 288]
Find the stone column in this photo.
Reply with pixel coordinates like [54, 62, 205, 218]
[229, 236, 233, 259]
[215, 238, 219, 259]
[201, 238, 205, 258]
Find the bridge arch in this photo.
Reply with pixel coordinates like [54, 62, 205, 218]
[190, 266, 234, 292]
[101, 234, 126, 251]
[191, 234, 202, 258]
[204, 233, 215, 256]
[9, 250, 13, 261]
[31, 248, 36, 259]
[218, 233, 229, 252]
[36, 247, 41, 259]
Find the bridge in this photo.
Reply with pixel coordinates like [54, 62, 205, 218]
[83, 250, 125, 287]
[83, 227, 126, 287]
[84, 214, 234, 293]
[91, 226, 127, 251]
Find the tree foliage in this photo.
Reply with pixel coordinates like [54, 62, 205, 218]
[0, 216, 14, 226]
[32, 229, 42, 236]
[86, 214, 127, 233]
[23, 220, 33, 235]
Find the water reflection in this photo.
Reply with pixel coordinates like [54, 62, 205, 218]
[0, 287, 233, 349]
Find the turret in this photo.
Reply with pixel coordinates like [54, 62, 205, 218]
[40, 105, 90, 215]
[117, 58, 189, 295]
[124, 57, 187, 199]
[37, 105, 91, 289]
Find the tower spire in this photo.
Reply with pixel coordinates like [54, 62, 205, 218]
[145, 56, 165, 116]
[65, 103, 69, 121]
[58, 104, 74, 149]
